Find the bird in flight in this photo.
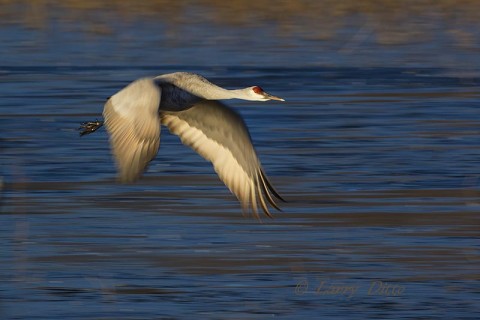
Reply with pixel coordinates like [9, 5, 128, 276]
[79, 72, 285, 218]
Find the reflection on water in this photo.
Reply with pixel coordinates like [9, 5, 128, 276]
[1, 3, 480, 320]
[1, 1, 480, 69]
[3, 0, 480, 47]
[2, 65, 479, 319]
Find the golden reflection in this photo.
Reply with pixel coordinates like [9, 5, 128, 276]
[1, 0, 479, 47]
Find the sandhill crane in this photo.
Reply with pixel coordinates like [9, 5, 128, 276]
[80, 72, 285, 218]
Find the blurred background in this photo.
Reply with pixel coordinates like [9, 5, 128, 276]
[1, 1, 479, 319]
[2, 0, 480, 68]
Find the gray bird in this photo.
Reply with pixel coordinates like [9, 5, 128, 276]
[80, 72, 285, 218]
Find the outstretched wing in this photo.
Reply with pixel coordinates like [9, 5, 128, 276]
[160, 100, 284, 218]
[103, 78, 161, 182]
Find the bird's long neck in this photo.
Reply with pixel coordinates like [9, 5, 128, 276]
[185, 81, 239, 100]
[201, 87, 248, 100]
[156, 72, 249, 101]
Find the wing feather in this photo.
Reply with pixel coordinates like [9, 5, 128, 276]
[103, 78, 161, 183]
[161, 100, 282, 218]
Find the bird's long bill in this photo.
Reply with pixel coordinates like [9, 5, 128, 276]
[264, 92, 285, 101]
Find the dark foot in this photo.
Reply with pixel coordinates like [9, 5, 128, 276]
[78, 120, 104, 136]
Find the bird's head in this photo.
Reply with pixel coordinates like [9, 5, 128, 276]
[247, 86, 285, 101]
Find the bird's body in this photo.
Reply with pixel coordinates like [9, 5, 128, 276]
[80, 72, 284, 218]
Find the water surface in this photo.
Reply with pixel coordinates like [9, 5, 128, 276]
[1, 3, 480, 319]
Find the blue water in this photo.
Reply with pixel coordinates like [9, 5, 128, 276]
[1, 4, 480, 319]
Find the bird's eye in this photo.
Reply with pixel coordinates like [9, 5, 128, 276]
[252, 86, 263, 94]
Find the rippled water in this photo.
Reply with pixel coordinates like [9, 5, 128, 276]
[1, 5, 480, 320]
